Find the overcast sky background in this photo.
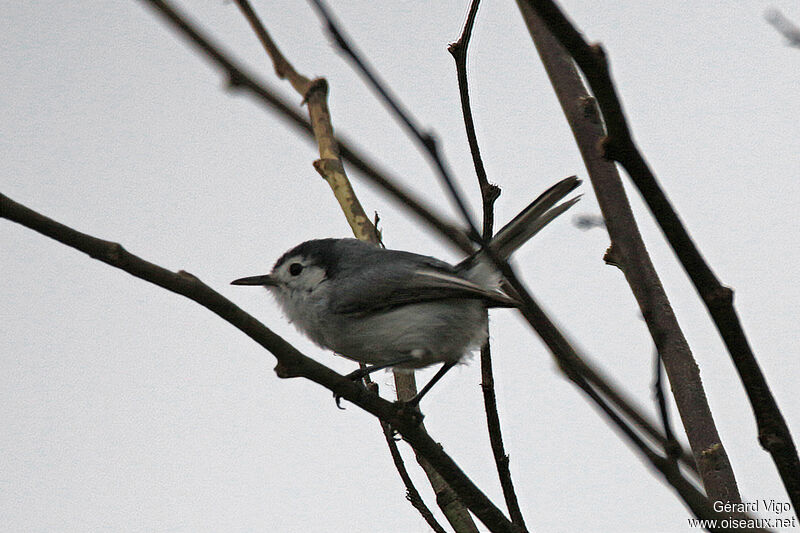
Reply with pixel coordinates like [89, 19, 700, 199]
[2, 1, 799, 532]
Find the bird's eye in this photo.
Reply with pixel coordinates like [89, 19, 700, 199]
[289, 262, 304, 276]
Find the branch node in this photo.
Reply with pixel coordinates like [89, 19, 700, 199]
[421, 131, 438, 154]
[578, 95, 601, 125]
[313, 157, 345, 180]
[274, 361, 302, 379]
[603, 243, 624, 271]
[177, 270, 199, 280]
[301, 77, 328, 105]
[395, 403, 425, 427]
[598, 135, 616, 161]
[446, 41, 463, 59]
[484, 183, 501, 203]
[226, 72, 246, 90]
[589, 42, 607, 64]
[101, 242, 125, 263]
[759, 428, 784, 451]
[704, 285, 734, 308]
[699, 442, 726, 471]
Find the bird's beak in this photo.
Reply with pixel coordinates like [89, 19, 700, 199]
[230, 274, 278, 287]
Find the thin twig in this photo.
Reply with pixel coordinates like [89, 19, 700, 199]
[578, 354, 698, 475]
[765, 8, 800, 47]
[363, 373, 447, 533]
[479, 343, 527, 530]
[515, 2, 739, 503]
[449, 1, 525, 530]
[448, 0, 500, 240]
[394, 372, 482, 533]
[307, 0, 483, 242]
[521, 0, 800, 514]
[0, 192, 518, 533]
[379, 420, 447, 533]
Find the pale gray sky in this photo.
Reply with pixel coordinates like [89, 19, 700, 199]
[2, 1, 799, 532]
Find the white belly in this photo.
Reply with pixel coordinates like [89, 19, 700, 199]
[317, 300, 488, 368]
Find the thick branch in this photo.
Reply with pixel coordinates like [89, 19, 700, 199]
[0, 193, 519, 533]
[520, 0, 800, 513]
[515, 2, 741, 504]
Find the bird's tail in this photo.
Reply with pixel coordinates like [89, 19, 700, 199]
[488, 176, 582, 259]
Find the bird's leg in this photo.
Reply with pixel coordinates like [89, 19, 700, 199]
[404, 361, 457, 408]
[334, 356, 416, 409]
[344, 356, 416, 381]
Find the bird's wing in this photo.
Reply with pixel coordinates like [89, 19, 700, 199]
[332, 266, 518, 315]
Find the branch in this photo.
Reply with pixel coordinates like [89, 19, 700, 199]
[378, 407, 447, 533]
[515, 2, 741, 504]
[520, 0, 800, 514]
[233, 0, 378, 243]
[483, 258, 763, 528]
[448, 1, 526, 530]
[308, 0, 483, 242]
[0, 192, 520, 533]
[394, 373, 482, 533]
[765, 8, 800, 48]
[448, 0, 501, 241]
[138, 0, 473, 254]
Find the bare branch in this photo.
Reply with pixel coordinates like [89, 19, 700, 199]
[765, 8, 800, 47]
[308, 0, 483, 242]
[519, 0, 800, 513]
[515, 1, 740, 504]
[376, 396, 447, 533]
[234, 0, 370, 244]
[138, 0, 473, 253]
[0, 192, 520, 533]
[394, 373, 482, 533]
[448, 0, 501, 241]
[448, 1, 525, 530]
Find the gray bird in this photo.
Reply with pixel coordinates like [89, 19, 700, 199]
[232, 176, 581, 405]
